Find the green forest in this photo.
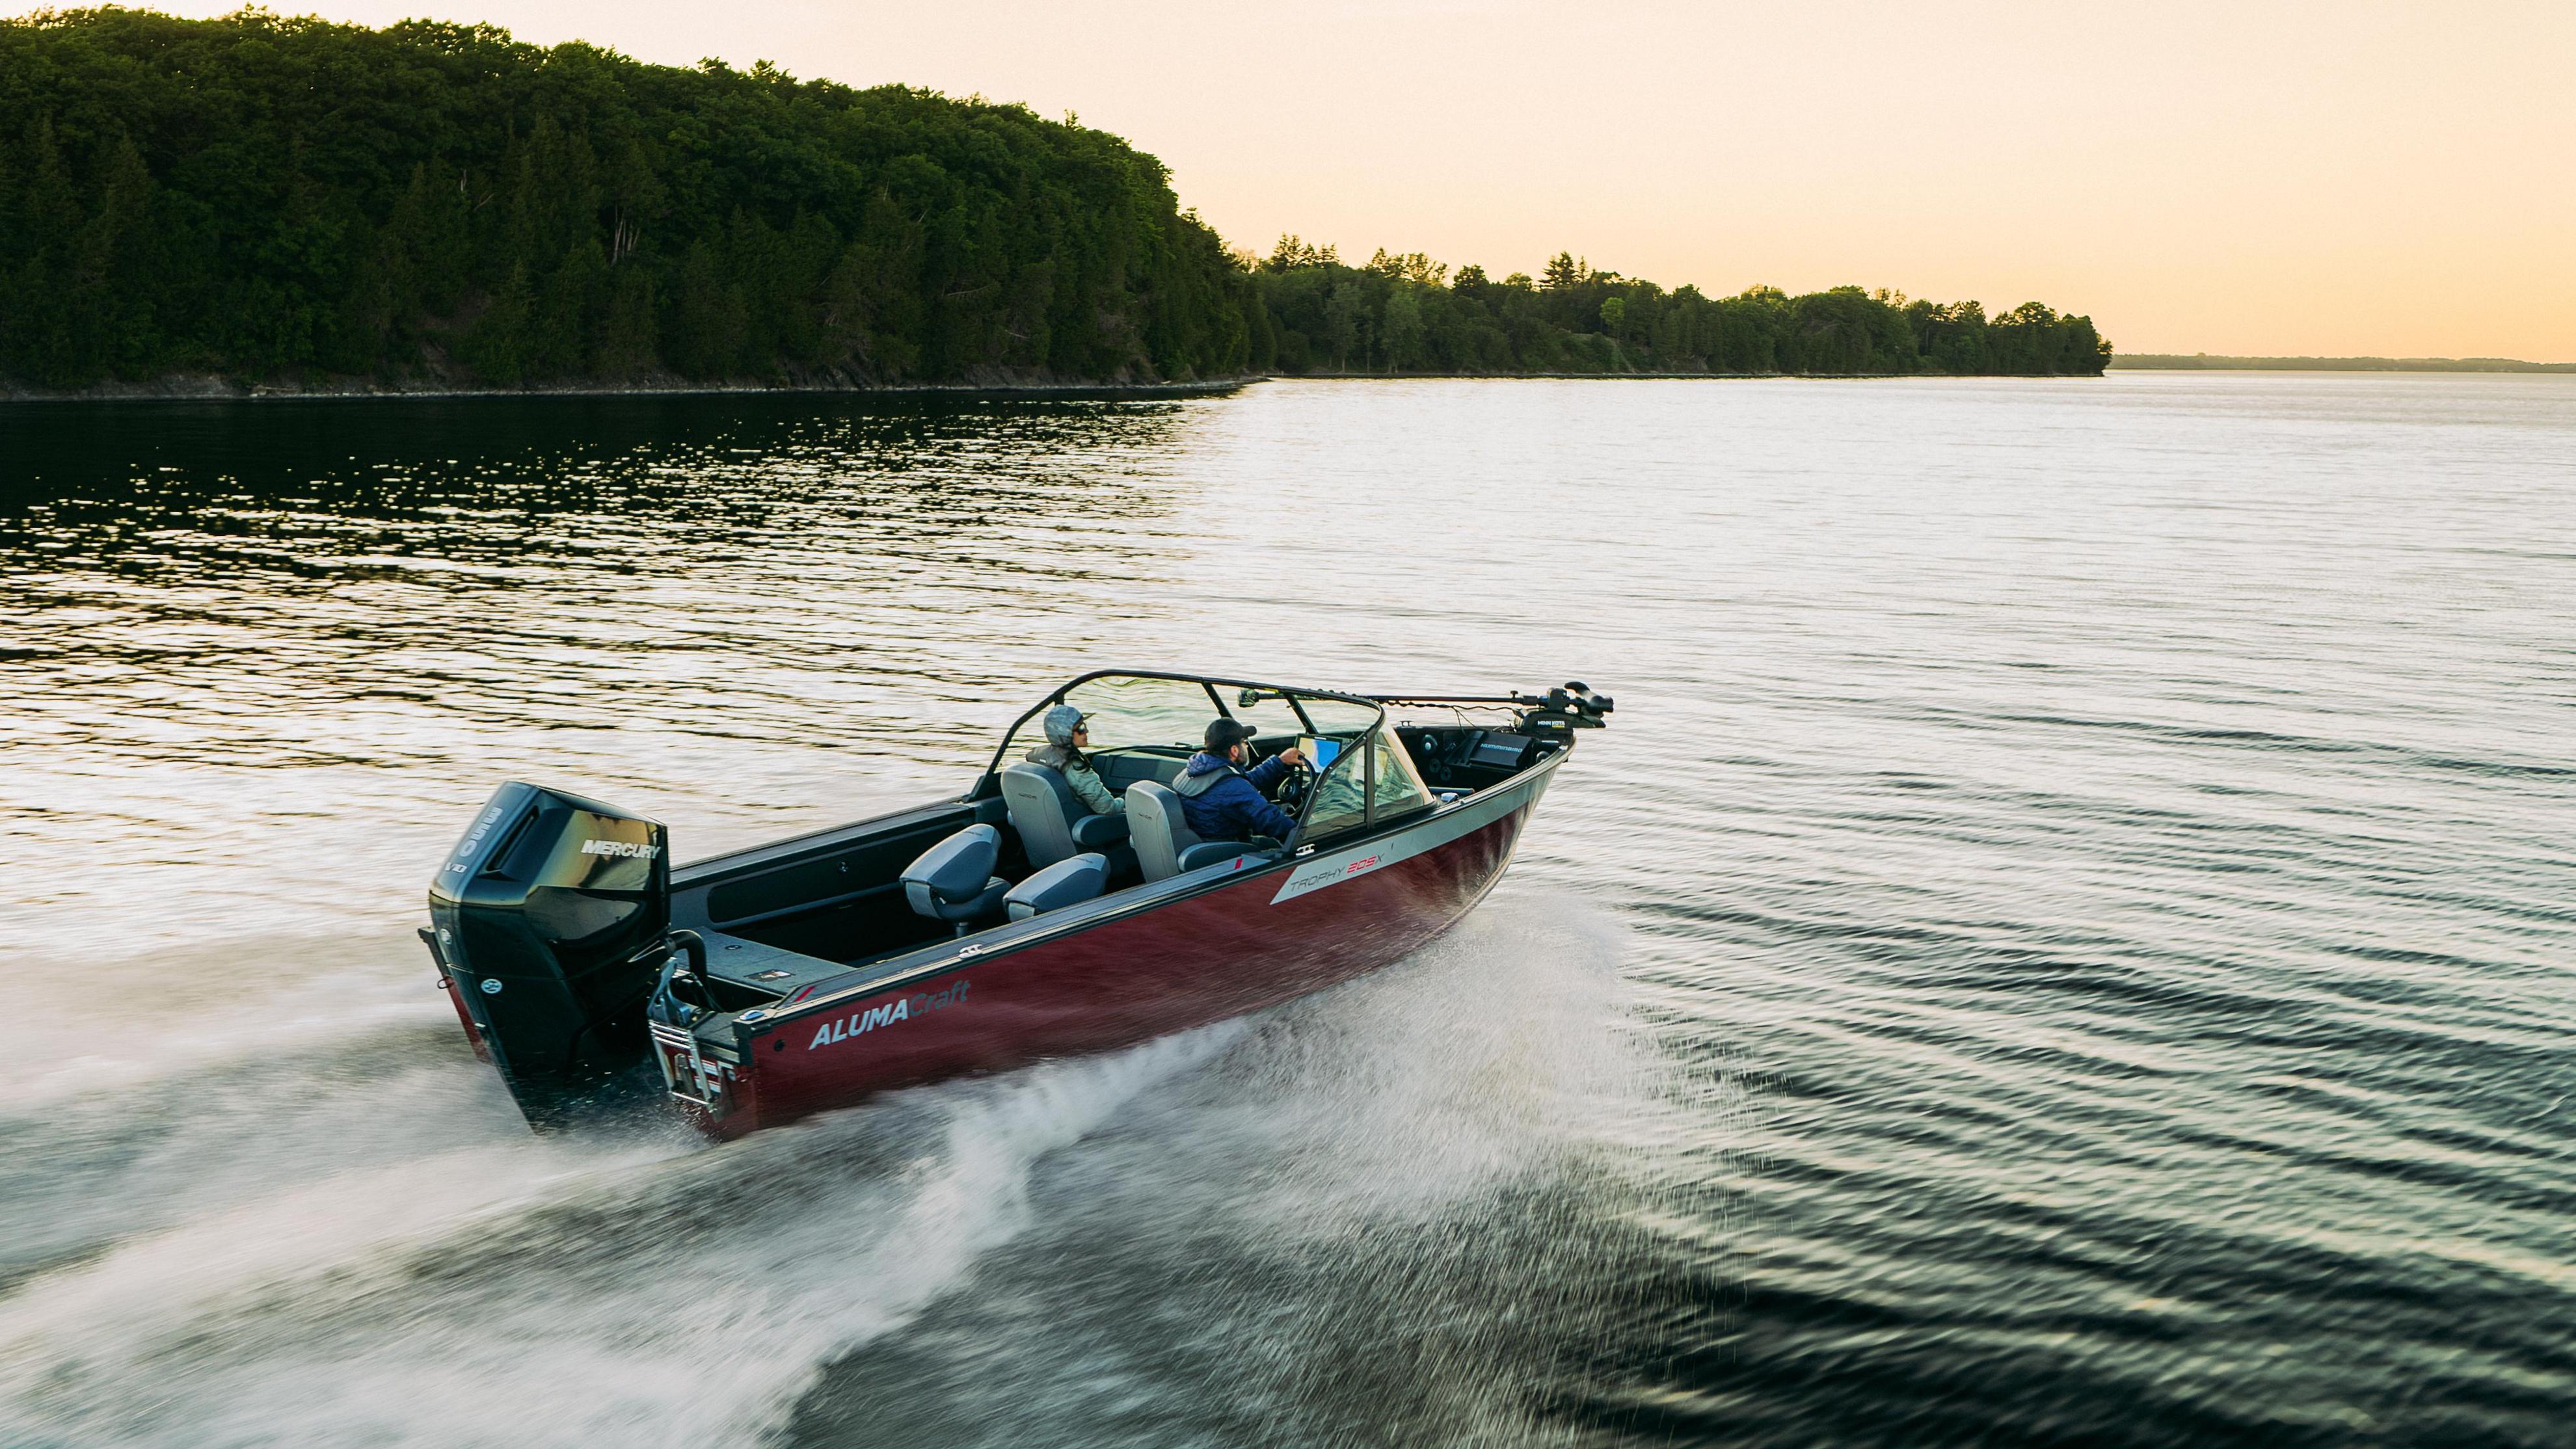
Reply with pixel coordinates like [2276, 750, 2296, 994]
[0, 8, 2112, 393]
[1250, 241, 2109, 378]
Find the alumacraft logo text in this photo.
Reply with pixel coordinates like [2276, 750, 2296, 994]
[580, 838, 660, 859]
[807, 978, 969, 1050]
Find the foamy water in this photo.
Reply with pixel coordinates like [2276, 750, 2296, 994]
[0, 898, 1630, 1449]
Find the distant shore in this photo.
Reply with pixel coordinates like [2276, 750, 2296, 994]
[27, 362, 2573, 402]
[2113, 353, 2575, 373]
[0, 369, 2127, 403]
[0, 374, 1262, 405]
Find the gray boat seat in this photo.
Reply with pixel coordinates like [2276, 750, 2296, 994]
[902, 825, 1009, 935]
[1126, 780, 1259, 881]
[1006, 851, 1108, 921]
[1125, 779, 1195, 882]
[1000, 762, 1129, 868]
[1180, 842, 1255, 871]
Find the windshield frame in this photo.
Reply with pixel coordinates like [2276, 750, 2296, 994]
[974, 670, 1390, 850]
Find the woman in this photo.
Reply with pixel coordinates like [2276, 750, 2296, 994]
[1024, 704, 1125, 817]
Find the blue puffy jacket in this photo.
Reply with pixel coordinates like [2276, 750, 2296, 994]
[1172, 751, 1297, 843]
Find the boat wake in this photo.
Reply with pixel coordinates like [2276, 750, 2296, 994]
[0, 890, 1642, 1448]
[0, 1007, 1246, 1448]
[778, 888, 1654, 1448]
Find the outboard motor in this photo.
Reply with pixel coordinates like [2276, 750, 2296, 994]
[423, 781, 672, 1124]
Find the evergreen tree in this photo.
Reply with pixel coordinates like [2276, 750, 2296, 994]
[0, 10, 2113, 390]
[0, 8, 1261, 390]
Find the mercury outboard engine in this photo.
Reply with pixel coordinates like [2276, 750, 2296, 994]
[422, 781, 673, 1124]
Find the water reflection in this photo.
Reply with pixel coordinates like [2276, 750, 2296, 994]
[1, 394, 1230, 969]
[5, 398, 1216, 741]
[4, 376, 2573, 1448]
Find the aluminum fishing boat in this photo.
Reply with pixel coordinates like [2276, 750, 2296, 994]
[422, 671, 1611, 1137]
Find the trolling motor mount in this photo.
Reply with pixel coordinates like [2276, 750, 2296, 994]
[1514, 680, 1615, 734]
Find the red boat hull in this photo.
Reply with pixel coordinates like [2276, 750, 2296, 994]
[672, 769, 1549, 1138]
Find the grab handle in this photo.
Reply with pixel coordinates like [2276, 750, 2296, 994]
[650, 929, 716, 1026]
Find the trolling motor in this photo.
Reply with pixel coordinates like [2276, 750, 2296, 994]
[1513, 680, 1615, 736]
[422, 781, 675, 1124]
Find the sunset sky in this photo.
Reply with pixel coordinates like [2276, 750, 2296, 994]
[155, 0, 2576, 360]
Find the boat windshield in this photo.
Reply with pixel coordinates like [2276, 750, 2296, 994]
[1057, 675, 1218, 752]
[985, 674, 1412, 844]
[1226, 689, 1307, 742]
[1299, 723, 1436, 839]
[1257, 691, 1371, 837]
[1301, 751, 1366, 836]
[1369, 727, 1436, 817]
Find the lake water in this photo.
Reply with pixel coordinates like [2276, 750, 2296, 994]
[2, 374, 2571, 1447]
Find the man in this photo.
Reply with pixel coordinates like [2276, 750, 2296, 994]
[1172, 718, 1307, 844]
[1024, 704, 1124, 818]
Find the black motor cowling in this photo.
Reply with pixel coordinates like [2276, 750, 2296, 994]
[424, 781, 671, 1123]
[1514, 681, 1615, 738]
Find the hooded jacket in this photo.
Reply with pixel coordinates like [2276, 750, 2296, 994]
[1026, 702, 1123, 816]
[1025, 743, 1123, 817]
[1172, 751, 1296, 843]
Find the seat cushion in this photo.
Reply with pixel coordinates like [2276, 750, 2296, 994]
[1004, 852, 1108, 920]
[1177, 840, 1253, 873]
[1070, 811, 1130, 849]
[908, 875, 1008, 924]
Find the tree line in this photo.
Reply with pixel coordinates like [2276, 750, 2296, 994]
[0, 9, 2109, 393]
[0, 8, 1254, 390]
[1248, 241, 2109, 377]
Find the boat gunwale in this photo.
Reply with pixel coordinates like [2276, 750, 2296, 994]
[710, 742, 1568, 1040]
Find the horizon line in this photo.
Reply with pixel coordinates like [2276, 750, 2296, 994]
[2112, 353, 2575, 373]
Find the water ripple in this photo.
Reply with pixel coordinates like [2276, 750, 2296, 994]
[3, 375, 2573, 1446]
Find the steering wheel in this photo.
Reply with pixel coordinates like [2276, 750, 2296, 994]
[1268, 753, 1315, 816]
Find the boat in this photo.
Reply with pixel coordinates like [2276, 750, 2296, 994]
[421, 671, 1612, 1137]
